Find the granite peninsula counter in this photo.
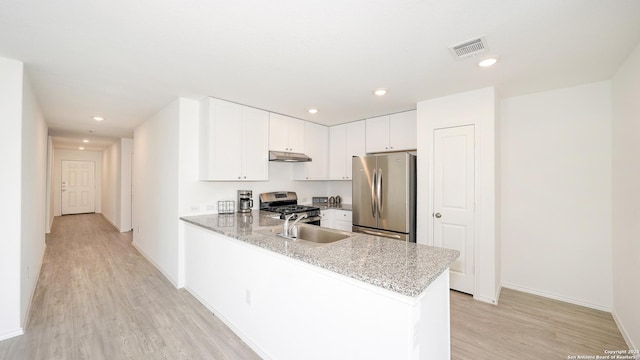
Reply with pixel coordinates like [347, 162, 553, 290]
[181, 210, 459, 360]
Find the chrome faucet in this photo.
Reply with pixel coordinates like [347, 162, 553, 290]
[283, 213, 308, 238]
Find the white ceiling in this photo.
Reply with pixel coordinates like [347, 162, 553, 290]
[1, 0, 639, 148]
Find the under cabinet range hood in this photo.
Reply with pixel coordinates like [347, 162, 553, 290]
[269, 151, 312, 162]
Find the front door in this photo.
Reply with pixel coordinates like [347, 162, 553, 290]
[433, 125, 475, 294]
[61, 160, 95, 215]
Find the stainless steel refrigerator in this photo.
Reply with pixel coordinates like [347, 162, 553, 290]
[352, 153, 416, 242]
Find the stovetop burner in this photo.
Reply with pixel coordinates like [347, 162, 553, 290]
[262, 204, 319, 214]
[259, 192, 321, 220]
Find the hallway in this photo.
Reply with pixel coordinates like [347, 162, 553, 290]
[0, 214, 260, 360]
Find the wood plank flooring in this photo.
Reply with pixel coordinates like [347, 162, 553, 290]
[451, 289, 629, 359]
[0, 214, 260, 360]
[0, 213, 630, 359]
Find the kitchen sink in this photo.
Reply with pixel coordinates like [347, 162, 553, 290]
[259, 224, 351, 244]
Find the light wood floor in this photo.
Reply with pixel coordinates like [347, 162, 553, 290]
[0, 214, 260, 360]
[0, 214, 629, 360]
[451, 289, 628, 359]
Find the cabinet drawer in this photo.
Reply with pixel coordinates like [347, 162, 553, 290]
[334, 210, 352, 221]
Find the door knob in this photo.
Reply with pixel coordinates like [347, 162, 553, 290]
[434, 212, 442, 218]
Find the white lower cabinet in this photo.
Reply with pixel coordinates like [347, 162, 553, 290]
[320, 209, 331, 228]
[332, 210, 352, 231]
[319, 209, 352, 231]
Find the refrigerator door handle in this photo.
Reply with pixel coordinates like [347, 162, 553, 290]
[377, 168, 383, 215]
[371, 169, 377, 217]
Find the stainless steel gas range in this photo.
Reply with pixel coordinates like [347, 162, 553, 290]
[259, 192, 321, 225]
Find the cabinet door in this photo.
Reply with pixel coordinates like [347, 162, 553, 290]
[287, 118, 305, 153]
[242, 106, 270, 180]
[200, 98, 242, 180]
[345, 120, 366, 179]
[365, 115, 390, 153]
[269, 113, 290, 151]
[295, 122, 328, 180]
[389, 110, 416, 151]
[320, 209, 331, 228]
[329, 124, 347, 180]
[333, 210, 353, 231]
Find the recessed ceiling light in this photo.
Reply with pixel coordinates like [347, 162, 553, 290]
[478, 58, 498, 67]
[308, 108, 318, 114]
[78, 147, 85, 150]
[93, 116, 104, 121]
[373, 89, 387, 96]
[82, 139, 89, 143]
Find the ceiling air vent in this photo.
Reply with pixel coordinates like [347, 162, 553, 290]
[448, 36, 488, 59]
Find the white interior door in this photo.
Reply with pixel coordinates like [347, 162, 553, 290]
[433, 125, 475, 294]
[61, 160, 95, 215]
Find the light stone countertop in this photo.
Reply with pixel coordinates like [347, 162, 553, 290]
[180, 210, 459, 297]
[311, 203, 353, 211]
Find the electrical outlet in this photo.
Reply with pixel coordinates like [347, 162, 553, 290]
[26, 266, 30, 280]
[245, 289, 251, 305]
[190, 205, 201, 213]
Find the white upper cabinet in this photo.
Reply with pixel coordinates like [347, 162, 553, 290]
[365, 110, 417, 153]
[365, 115, 389, 153]
[329, 120, 365, 180]
[269, 113, 305, 153]
[241, 106, 270, 180]
[294, 122, 329, 180]
[200, 98, 269, 181]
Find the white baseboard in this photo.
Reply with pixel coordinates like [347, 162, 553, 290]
[471, 284, 502, 305]
[612, 310, 638, 351]
[473, 293, 498, 305]
[132, 242, 178, 289]
[184, 286, 272, 360]
[101, 214, 122, 232]
[47, 215, 54, 234]
[494, 283, 503, 305]
[501, 282, 612, 312]
[0, 328, 24, 342]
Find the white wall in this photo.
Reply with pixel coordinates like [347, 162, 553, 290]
[611, 42, 640, 349]
[417, 87, 499, 304]
[20, 70, 48, 330]
[500, 81, 613, 311]
[133, 99, 181, 285]
[327, 181, 352, 204]
[0, 57, 24, 340]
[46, 136, 54, 232]
[120, 139, 133, 232]
[102, 141, 120, 228]
[0, 57, 47, 341]
[52, 149, 103, 216]
[103, 138, 133, 232]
